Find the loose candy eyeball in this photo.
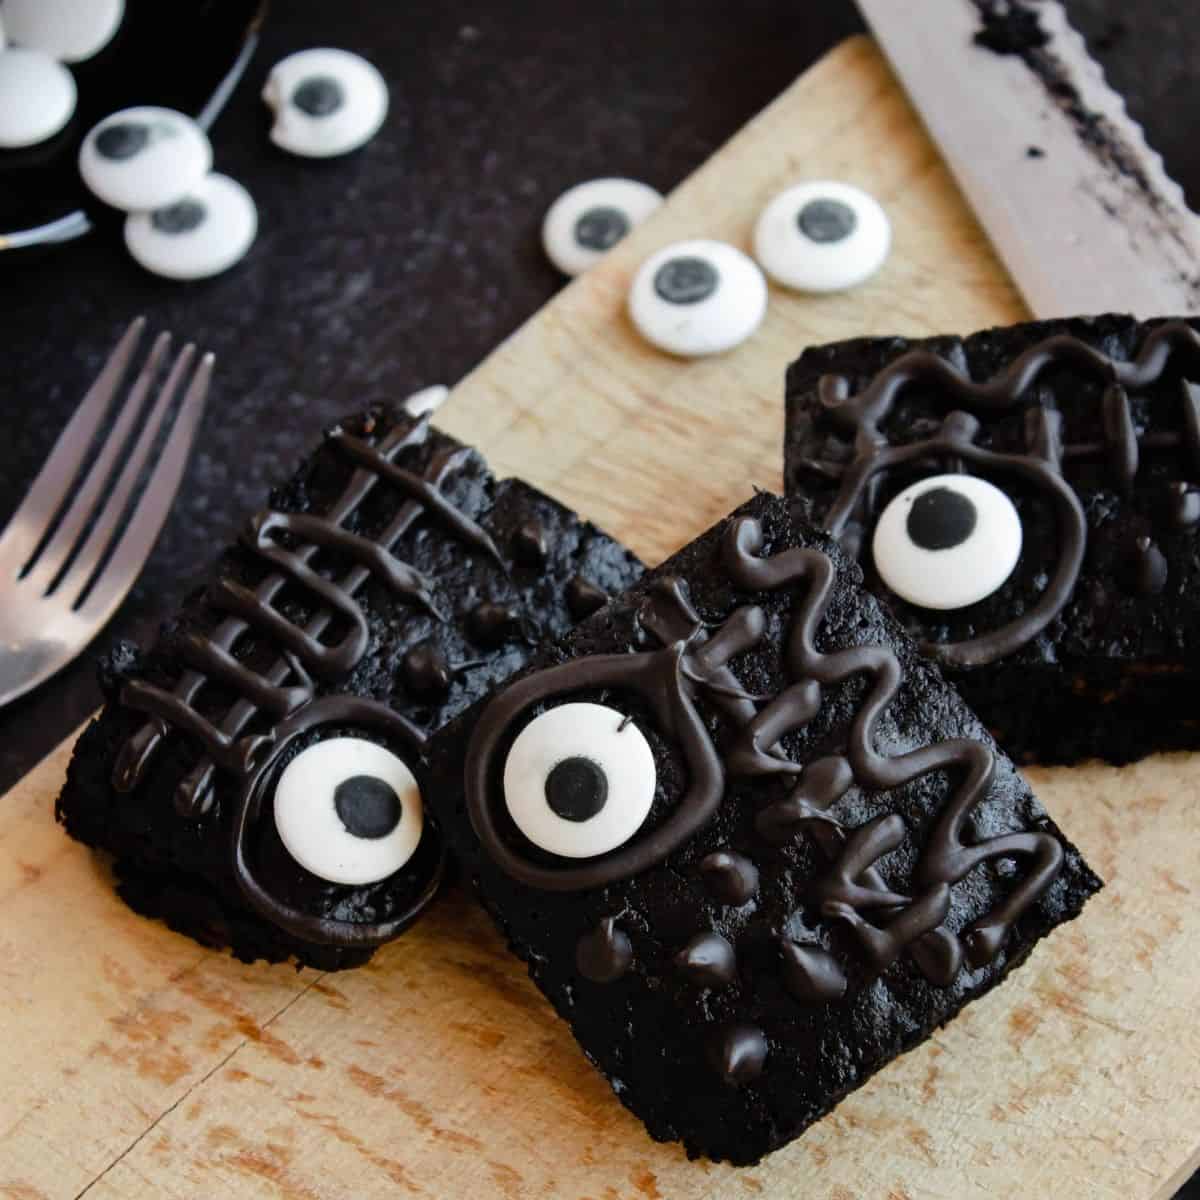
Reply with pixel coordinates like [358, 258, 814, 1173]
[79, 106, 212, 212]
[628, 239, 767, 357]
[754, 180, 890, 292]
[542, 178, 663, 276]
[263, 47, 388, 158]
[872, 474, 1023, 610]
[4, 0, 125, 64]
[124, 173, 257, 280]
[0, 48, 77, 149]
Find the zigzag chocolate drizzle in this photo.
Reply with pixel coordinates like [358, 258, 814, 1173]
[724, 518, 1063, 972]
[467, 514, 1064, 983]
[115, 416, 499, 817]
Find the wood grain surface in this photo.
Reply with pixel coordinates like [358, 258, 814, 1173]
[2, 36, 1198, 1200]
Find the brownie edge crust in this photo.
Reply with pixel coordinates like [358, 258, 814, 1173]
[427, 493, 1101, 1164]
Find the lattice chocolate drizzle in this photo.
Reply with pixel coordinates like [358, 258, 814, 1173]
[113, 416, 501, 818]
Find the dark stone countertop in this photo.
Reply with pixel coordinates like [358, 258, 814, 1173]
[1, 3, 1197, 1190]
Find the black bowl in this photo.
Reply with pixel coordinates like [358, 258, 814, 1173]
[0, 0, 267, 251]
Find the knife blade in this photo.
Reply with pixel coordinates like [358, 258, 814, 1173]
[856, 0, 1200, 320]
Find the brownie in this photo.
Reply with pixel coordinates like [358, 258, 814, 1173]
[425, 493, 1100, 1164]
[57, 408, 643, 971]
[784, 314, 1200, 765]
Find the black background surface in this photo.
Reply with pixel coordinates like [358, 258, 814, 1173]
[2, 2, 1197, 1189]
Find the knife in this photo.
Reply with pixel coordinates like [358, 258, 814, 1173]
[856, 0, 1200, 319]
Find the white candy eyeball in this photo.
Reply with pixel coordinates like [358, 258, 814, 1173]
[872, 474, 1022, 611]
[503, 702, 656, 859]
[273, 737, 424, 886]
[263, 47, 388, 158]
[124, 173, 257, 280]
[542, 178, 663, 276]
[753, 180, 890, 293]
[628, 239, 767, 357]
[0, 48, 77, 149]
[4, 0, 124, 63]
[79, 106, 212, 212]
[403, 384, 449, 419]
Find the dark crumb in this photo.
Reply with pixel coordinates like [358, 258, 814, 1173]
[1026, 145, 1045, 158]
[972, 0, 1049, 54]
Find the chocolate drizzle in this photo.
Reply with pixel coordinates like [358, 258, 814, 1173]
[107, 414, 521, 949]
[803, 321, 1200, 666]
[466, 513, 1064, 995]
[115, 417, 497, 817]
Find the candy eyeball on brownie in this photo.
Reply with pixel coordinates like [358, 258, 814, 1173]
[263, 47, 389, 158]
[871, 474, 1023, 610]
[628, 239, 767, 357]
[754, 180, 890, 292]
[79, 106, 212, 211]
[124, 172, 257, 280]
[542, 178, 663, 276]
[502, 702, 656, 859]
[273, 737, 425, 886]
[0, 48, 77, 148]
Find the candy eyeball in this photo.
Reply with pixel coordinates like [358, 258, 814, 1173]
[263, 47, 388, 158]
[0, 48, 77, 149]
[503, 702, 656, 859]
[403, 384, 449, 419]
[79, 106, 212, 212]
[872, 474, 1022, 610]
[628, 239, 767, 357]
[3, 0, 125, 63]
[753, 180, 890, 292]
[124, 172, 257, 280]
[273, 737, 424, 886]
[542, 178, 663, 276]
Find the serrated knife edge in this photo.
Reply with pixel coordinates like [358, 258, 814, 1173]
[857, 0, 1200, 320]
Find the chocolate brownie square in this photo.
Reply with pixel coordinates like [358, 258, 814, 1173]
[57, 409, 643, 970]
[425, 493, 1100, 1164]
[785, 314, 1200, 764]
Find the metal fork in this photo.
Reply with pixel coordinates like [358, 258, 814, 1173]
[0, 317, 213, 707]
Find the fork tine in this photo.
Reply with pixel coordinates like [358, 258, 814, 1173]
[72, 350, 212, 624]
[0, 316, 146, 575]
[22, 331, 173, 594]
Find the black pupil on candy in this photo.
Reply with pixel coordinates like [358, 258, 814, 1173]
[653, 256, 719, 305]
[151, 199, 207, 235]
[545, 756, 608, 823]
[906, 486, 978, 551]
[797, 198, 857, 243]
[334, 774, 402, 839]
[95, 122, 150, 160]
[293, 75, 346, 116]
[574, 206, 630, 251]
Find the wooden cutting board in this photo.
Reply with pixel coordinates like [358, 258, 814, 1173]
[2, 36, 1198, 1200]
